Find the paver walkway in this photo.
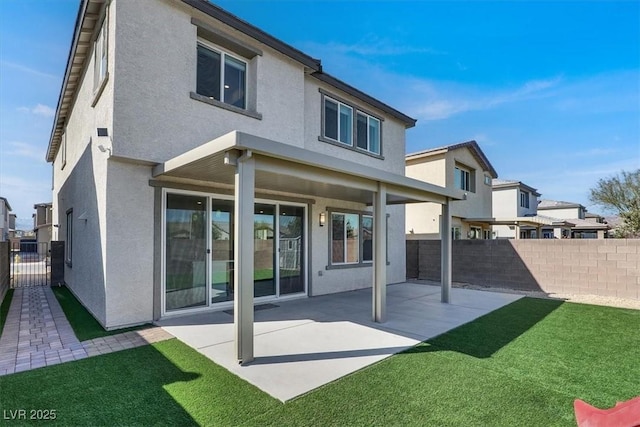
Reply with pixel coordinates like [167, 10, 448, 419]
[0, 287, 172, 376]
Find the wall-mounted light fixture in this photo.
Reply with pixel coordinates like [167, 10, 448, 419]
[319, 212, 326, 227]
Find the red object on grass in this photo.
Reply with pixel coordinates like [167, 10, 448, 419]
[574, 396, 640, 427]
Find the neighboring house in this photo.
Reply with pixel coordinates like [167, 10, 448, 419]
[0, 197, 12, 242]
[538, 200, 609, 239]
[46, 0, 458, 363]
[8, 214, 16, 240]
[406, 140, 498, 240]
[488, 180, 574, 239]
[33, 203, 54, 250]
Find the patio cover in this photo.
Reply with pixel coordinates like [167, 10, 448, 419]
[153, 131, 461, 363]
[465, 215, 575, 238]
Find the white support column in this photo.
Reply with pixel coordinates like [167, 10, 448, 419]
[441, 199, 452, 303]
[234, 151, 255, 364]
[373, 182, 387, 323]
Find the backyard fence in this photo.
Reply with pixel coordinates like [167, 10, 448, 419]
[407, 239, 639, 300]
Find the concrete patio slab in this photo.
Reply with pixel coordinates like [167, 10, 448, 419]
[157, 282, 522, 402]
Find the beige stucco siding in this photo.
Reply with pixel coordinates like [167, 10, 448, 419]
[538, 207, 582, 219]
[112, 0, 306, 164]
[405, 147, 492, 237]
[51, 3, 116, 325]
[104, 160, 155, 328]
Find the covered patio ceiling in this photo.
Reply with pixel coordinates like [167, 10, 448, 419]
[152, 131, 461, 206]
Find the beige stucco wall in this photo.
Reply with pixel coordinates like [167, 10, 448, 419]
[52, 0, 412, 327]
[51, 2, 116, 326]
[112, 0, 306, 164]
[405, 148, 492, 237]
[538, 207, 582, 220]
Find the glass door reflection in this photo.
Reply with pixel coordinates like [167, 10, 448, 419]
[254, 204, 276, 297]
[211, 199, 234, 303]
[279, 205, 304, 295]
[165, 194, 207, 311]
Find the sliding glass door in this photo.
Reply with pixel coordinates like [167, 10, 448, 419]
[165, 194, 207, 311]
[164, 192, 306, 313]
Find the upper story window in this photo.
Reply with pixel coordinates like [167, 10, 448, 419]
[324, 98, 352, 145]
[520, 190, 530, 208]
[321, 92, 383, 157]
[356, 113, 381, 154]
[197, 41, 247, 109]
[455, 165, 473, 192]
[93, 17, 108, 91]
[484, 175, 492, 185]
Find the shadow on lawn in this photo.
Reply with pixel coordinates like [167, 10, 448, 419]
[404, 297, 565, 359]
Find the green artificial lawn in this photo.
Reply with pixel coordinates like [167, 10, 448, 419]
[0, 288, 14, 339]
[51, 285, 150, 342]
[1, 297, 638, 426]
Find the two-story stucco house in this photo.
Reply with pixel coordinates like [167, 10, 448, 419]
[33, 203, 53, 252]
[538, 200, 609, 238]
[47, 0, 458, 363]
[405, 140, 498, 240]
[491, 179, 573, 239]
[0, 197, 13, 242]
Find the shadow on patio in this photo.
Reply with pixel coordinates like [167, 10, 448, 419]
[157, 281, 528, 401]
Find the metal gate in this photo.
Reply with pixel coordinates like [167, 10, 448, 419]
[10, 241, 50, 288]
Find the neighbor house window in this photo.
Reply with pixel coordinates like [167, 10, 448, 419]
[520, 190, 530, 208]
[324, 97, 352, 145]
[93, 18, 108, 91]
[455, 166, 472, 191]
[452, 227, 461, 240]
[66, 209, 73, 266]
[197, 41, 247, 109]
[470, 226, 482, 239]
[356, 112, 381, 154]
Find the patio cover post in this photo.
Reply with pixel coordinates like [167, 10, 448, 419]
[373, 182, 387, 323]
[441, 199, 451, 303]
[234, 151, 255, 364]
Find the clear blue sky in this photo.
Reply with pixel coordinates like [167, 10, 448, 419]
[1, 0, 638, 228]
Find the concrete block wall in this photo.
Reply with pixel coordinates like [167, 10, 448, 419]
[407, 239, 640, 300]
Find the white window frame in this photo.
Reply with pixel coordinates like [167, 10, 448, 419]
[196, 39, 248, 110]
[356, 112, 381, 155]
[330, 211, 360, 265]
[65, 209, 73, 267]
[93, 17, 108, 92]
[469, 226, 482, 239]
[455, 166, 471, 191]
[323, 96, 353, 146]
[60, 131, 67, 170]
[520, 190, 530, 208]
[451, 226, 461, 240]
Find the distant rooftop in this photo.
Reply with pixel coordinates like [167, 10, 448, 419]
[538, 199, 584, 210]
